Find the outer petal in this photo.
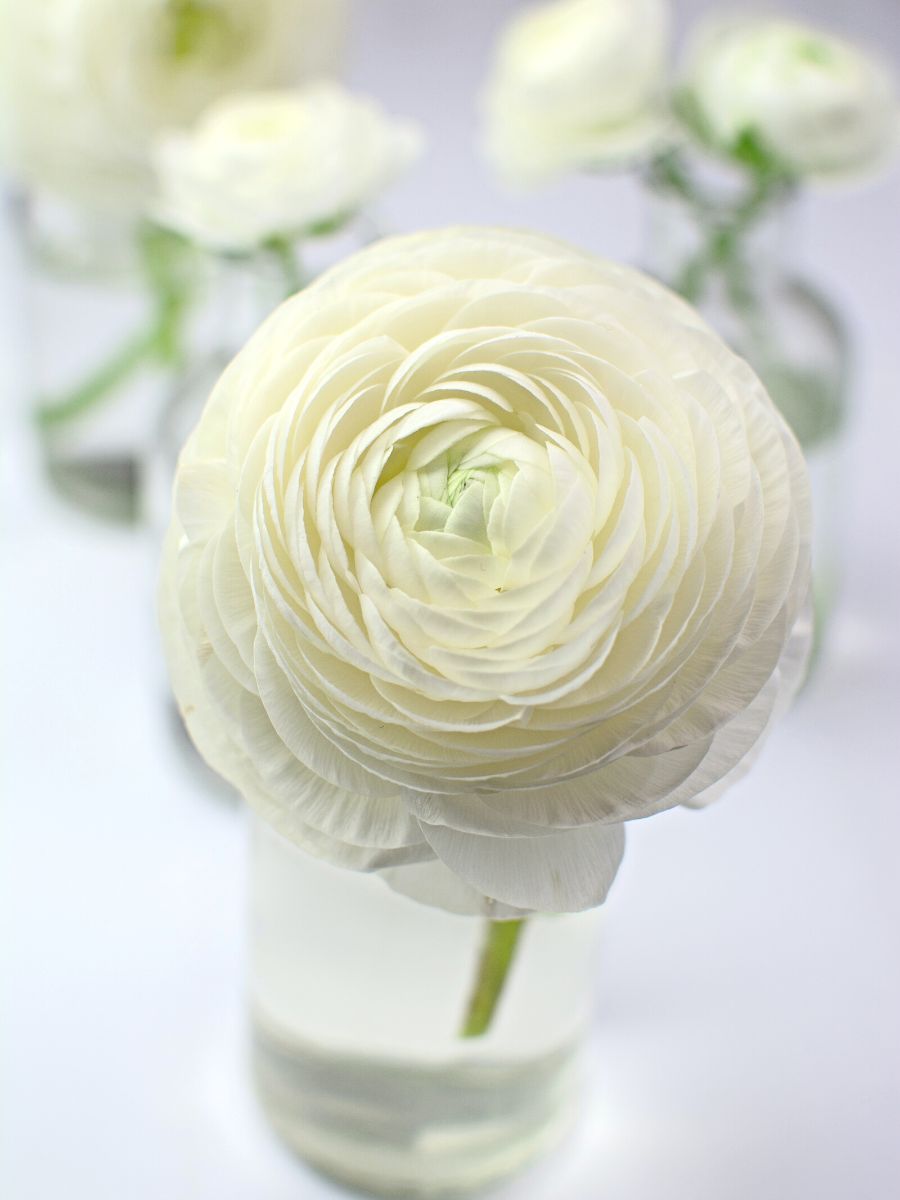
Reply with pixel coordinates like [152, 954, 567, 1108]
[380, 859, 531, 921]
[420, 820, 626, 914]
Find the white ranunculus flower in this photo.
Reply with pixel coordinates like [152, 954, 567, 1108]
[483, 0, 673, 183]
[1, 0, 347, 214]
[160, 227, 812, 917]
[153, 86, 423, 252]
[681, 15, 900, 178]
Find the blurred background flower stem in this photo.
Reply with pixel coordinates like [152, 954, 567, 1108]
[264, 234, 306, 297]
[648, 143, 794, 318]
[34, 225, 192, 429]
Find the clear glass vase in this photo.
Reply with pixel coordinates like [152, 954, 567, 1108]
[249, 818, 603, 1198]
[148, 228, 379, 791]
[643, 150, 850, 659]
[19, 192, 193, 523]
[145, 248, 286, 796]
[144, 248, 286, 533]
[145, 216, 378, 532]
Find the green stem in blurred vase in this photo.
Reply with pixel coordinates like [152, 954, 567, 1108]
[648, 140, 795, 329]
[460, 918, 526, 1038]
[35, 225, 192, 430]
[264, 235, 306, 298]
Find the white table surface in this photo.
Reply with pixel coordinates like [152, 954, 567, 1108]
[3, 2, 900, 1197]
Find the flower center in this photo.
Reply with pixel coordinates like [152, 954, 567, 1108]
[355, 392, 600, 613]
[411, 444, 519, 555]
[444, 464, 479, 508]
[163, 0, 243, 66]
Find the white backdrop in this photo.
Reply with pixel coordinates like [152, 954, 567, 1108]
[3, 2, 899, 1197]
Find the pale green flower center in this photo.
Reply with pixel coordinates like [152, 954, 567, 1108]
[416, 453, 516, 553]
[797, 38, 835, 68]
[371, 420, 594, 608]
[444, 463, 497, 509]
[164, 0, 242, 67]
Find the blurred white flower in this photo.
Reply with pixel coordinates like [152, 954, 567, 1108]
[680, 15, 899, 178]
[1, 0, 347, 214]
[153, 86, 423, 252]
[483, 0, 672, 183]
[160, 227, 812, 917]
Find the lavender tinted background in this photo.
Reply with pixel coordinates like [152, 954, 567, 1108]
[2, 1, 899, 1197]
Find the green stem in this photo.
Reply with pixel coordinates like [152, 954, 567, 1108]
[36, 325, 165, 428]
[650, 147, 793, 316]
[265, 236, 304, 298]
[460, 918, 526, 1038]
[34, 224, 192, 430]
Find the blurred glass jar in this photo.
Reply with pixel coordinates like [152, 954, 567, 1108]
[19, 191, 193, 523]
[146, 214, 379, 533]
[147, 218, 379, 787]
[249, 818, 603, 1197]
[143, 245, 282, 797]
[643, 149, 849, 661]
[144, 249, 283, 537]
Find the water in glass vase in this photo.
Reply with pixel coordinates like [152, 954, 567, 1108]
[19, 193, 191, 523]
[249, 819, 603, 1197]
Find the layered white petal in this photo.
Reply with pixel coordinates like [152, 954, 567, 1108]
[420, 821, 626, 915]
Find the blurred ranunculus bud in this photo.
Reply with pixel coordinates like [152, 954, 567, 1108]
[0, 0, 348, 214]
